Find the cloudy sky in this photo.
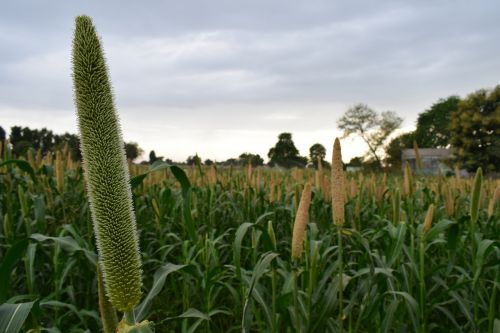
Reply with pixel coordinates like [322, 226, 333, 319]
[1, 1, 499, 163]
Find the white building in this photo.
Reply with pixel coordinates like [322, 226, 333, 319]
[402, 148, 452, 174]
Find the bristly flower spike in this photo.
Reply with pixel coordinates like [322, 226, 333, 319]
[72, 15, 143, 314]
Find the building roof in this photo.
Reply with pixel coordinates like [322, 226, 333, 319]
[402, 148, 452, 159]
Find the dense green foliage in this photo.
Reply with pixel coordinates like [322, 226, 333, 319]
[309, 143, 327, 169]
[450, 86, 500, 172]
[385, 88, 498, 172]
[8, 126, 81, 161]
[1, 13, 499, 333]
[268, 132, 308, 168]
[125, 142, 143, 162]
[413, 96, 460, 148]
[0, 147, 499, 332]
[239, 153, 264, 167]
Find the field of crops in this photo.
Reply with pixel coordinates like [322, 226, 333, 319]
[0, 142, 499, 333]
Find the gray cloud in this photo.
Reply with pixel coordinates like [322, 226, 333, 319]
[1, 1, 499, 161]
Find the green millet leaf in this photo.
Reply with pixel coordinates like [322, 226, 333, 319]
[72, 15, 142, 312]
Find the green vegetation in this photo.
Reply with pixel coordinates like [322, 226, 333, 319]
[450, 86, 500, 172]
[384, 87, 500, 172]
[268, 132, 308, 168]
[0, 14, 499, 333]
[0, 139, 499, 332]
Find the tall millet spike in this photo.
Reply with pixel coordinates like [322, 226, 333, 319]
[331, 138, 345, 227]
[291, 183, 312, 259]
[72, 16, 142, 313]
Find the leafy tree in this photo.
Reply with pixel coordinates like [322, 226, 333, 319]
[347, 157, 364, 168]
[221, 158, 238, 166]
[384, 132, 415, 170]
[337, 103, 402, 169]
[9, 126, 82, 160]
[309, 143, 327, 169]
[186, 154, 202, 166]
[239, 153, 264, 167]
[0, 126, 5, 157]
[414, 96, 460, 148]
[13, 140, 32, 156]
[9, 126, 23, 145]
[9, 126, 56, 157]
[268, 132, 307, 168]
[55, 132, 82, 161]
[345, 156, 379, 172]
[204, 159, 214, 166]
[124, 142, 142, 161]
[149, 150, 163, 164]
[450, 86, 500, 172]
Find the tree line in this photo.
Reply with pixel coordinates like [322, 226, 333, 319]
[0, 125, 328, 169]
[1, 84, 498, 172]
[383, 85, 499, 172]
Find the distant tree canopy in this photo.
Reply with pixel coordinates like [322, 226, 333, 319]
[9, 126, 81, 160]
[204, 159, 214, 166]
[186, 154, 202, 166]
[148, 150, 163, 164]
[239, 153, 264, 167]
[0, 126, 5, 156]
[309, 143, 327, 169]
[220, 158, 238, 166]
[124, 142, 143, 161]
[383, 96, 459, 170]
[450, 86, 500, 172]
[337, 104, 402, 169]
[0, 126, 5, 141]
[268, 132, 307, 168]
[347, 157, 364, 168]
[414, 96, 460, 148]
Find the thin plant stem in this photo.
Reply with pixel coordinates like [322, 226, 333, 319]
[125, 309, 136, 325]
[419, 239, 426, 333]
[338, 227, 344, 332]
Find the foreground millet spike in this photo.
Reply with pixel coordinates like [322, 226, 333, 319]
[72, 16, 143, 313]
[331, 138, 345, 227]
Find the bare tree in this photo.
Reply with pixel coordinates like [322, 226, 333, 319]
[337, 103, 402, 168]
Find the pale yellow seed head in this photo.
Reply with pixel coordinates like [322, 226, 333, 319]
[55, 150, 64, 194]
[423, 204, 435, 234]
[331, 138, 345, 227]
[403, 162, 413, 197]
[413, 141, 422, 170]
[488, 186, 500, 218]
[443, 186, 454, 217]
[291, 183, 312, 259]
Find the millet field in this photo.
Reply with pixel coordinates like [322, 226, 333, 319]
[1, 139, 499, 332]
[1, 15, 500, 333]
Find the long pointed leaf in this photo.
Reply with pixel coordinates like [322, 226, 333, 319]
[0, 302, 34, 333]
[135, 263, 186, 321]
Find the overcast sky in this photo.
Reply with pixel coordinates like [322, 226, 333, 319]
[1, 1, 499, 162]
